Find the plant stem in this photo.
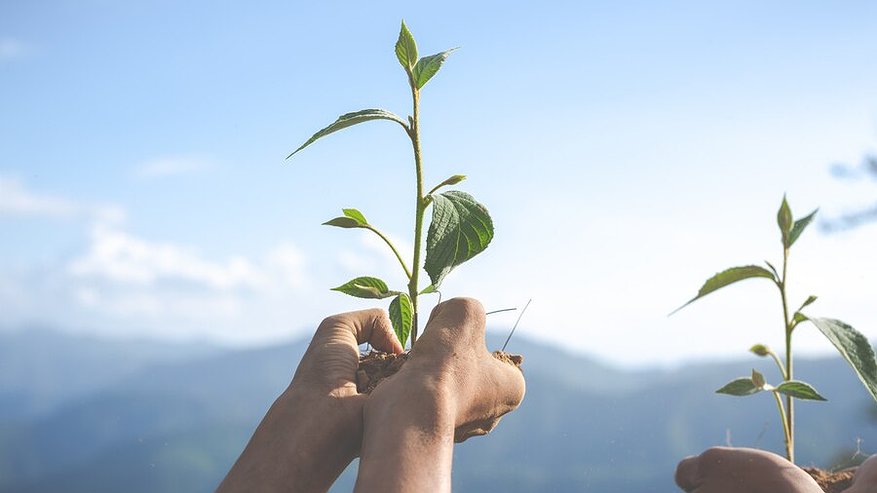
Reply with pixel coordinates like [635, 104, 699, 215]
[366, 226, 412, 280]
[772, 390, 793, 461]
[780, 246, 795, 463]
[766, 348, 787, 380]
[407, 83, 426, 346]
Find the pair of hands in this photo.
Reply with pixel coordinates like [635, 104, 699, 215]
[291, 296, 526, 451]
[218, 297, 525, 493]
[677, 447, 877, 493]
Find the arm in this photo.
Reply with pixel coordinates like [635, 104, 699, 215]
[355, 297, 526, 493]
[217, 309, 403, 493]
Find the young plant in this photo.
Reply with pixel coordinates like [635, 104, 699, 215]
[287, 21, 493, 348]
[673, 196, 877, 463]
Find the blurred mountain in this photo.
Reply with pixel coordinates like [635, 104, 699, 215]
[0, 327, 221, 421]
[1, 328, 875, 493]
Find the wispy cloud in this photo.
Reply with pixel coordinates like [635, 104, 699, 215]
[0, 38, 30, 62]
[134, 155, 212, 178]
[68, 224, 265, 289]
[0, 175, 126, 224]
[62, 222, 313, 333]
[0, 174, 321, 343]
[0, 176, 77, 217]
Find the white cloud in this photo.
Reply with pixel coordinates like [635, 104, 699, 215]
[0, 174, 324, 344]
[0, 39, 29, 61]
[69, 224, 266, 290]
[0, 176, 78, 217]
[265, 243, 308, 290]
[134, 155, 212, 178]
[55, 222, 317, 341]
[0, 175, 126, 225]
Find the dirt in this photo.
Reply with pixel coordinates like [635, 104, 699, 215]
[356, 350, 523, 394]
[803, 466, 857, 493]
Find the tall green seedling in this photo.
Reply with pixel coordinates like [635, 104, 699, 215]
[287, 21, 493, 348]
[673, 196, 877, 463]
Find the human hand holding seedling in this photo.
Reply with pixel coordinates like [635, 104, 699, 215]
[356, 298, 526, 493]
[673, 196, 877, 463]
[219, 300, 524, 493]
[288, 21, 493, 348]
[217, 309, 402, 493]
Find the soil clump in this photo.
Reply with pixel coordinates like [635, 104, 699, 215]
[357, 350, 523, 394]
[803, 466, 857, 493]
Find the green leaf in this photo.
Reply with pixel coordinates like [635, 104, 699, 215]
[765, 261, 779, 280]
[750, 344, 770, 357]
[806, 317, 877, 403]
[395, 21, 418, 71]
[672, 265, 777, 314]
[751, 369, 766, 389]
[331, 276, 397, 299]
[323, 208, 370, 229]
[323, 217, 361, 228]
[413, 49, 457, 89]
[778, 196, 793, 247]
[424, 191, 494, 289]
[419, 284, 437, 295]
[788, 209, 818, 247]
[389, 293, 413, 347]
[716, 377, 762, 396]
[798, 295, 818, 311]
[793, 312, 807, 324]
[287, 109, 408, 158]
[775, 380, 827, 401]
[342, 208, 368, 225]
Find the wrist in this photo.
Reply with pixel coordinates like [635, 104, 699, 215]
[357, 374, 456, 493]
[218, 387, 360, 493]
[280, 384, 361, 455]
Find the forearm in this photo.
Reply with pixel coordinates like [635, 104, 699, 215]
[218, 387, 358, 493]
[355, 376, 456, 493]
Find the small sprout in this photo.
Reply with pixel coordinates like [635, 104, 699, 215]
[289, 22, 493, 348]
[751, 369, 766, 389]
[749, 344, 770, 357]
[674, 196, 877, 463]
[798, 295, 818, 311]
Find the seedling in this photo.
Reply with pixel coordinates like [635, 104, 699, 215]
[287, 21, 493, 348]
[673, 196, 877, 463]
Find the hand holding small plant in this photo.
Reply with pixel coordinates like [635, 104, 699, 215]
[287, 21, 494, 349]
[673, 196, 877, 463]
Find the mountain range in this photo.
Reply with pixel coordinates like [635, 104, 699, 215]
[1, 327, 875, 492]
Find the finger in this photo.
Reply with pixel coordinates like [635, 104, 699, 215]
[849, 454, 877, 492]
[675, 455, 701, 492]
[423, 297, 487, 343]
[348, 308, 404, 355]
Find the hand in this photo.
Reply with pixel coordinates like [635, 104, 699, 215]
[845, 454, 877, 493]
[290, 307, 404, 443]
[218, 308, 402, 493]
[356, 297, 525, 492]
[675, 447, 823, 493]
[408, 296, 527, 442]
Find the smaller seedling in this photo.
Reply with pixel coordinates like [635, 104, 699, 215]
[287, 21, 494, 348]
[673, 196, 877, 463]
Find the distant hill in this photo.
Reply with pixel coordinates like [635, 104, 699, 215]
[1, 328, 875, 493]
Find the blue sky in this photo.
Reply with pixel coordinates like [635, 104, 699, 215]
[3, 1, 877, 367]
